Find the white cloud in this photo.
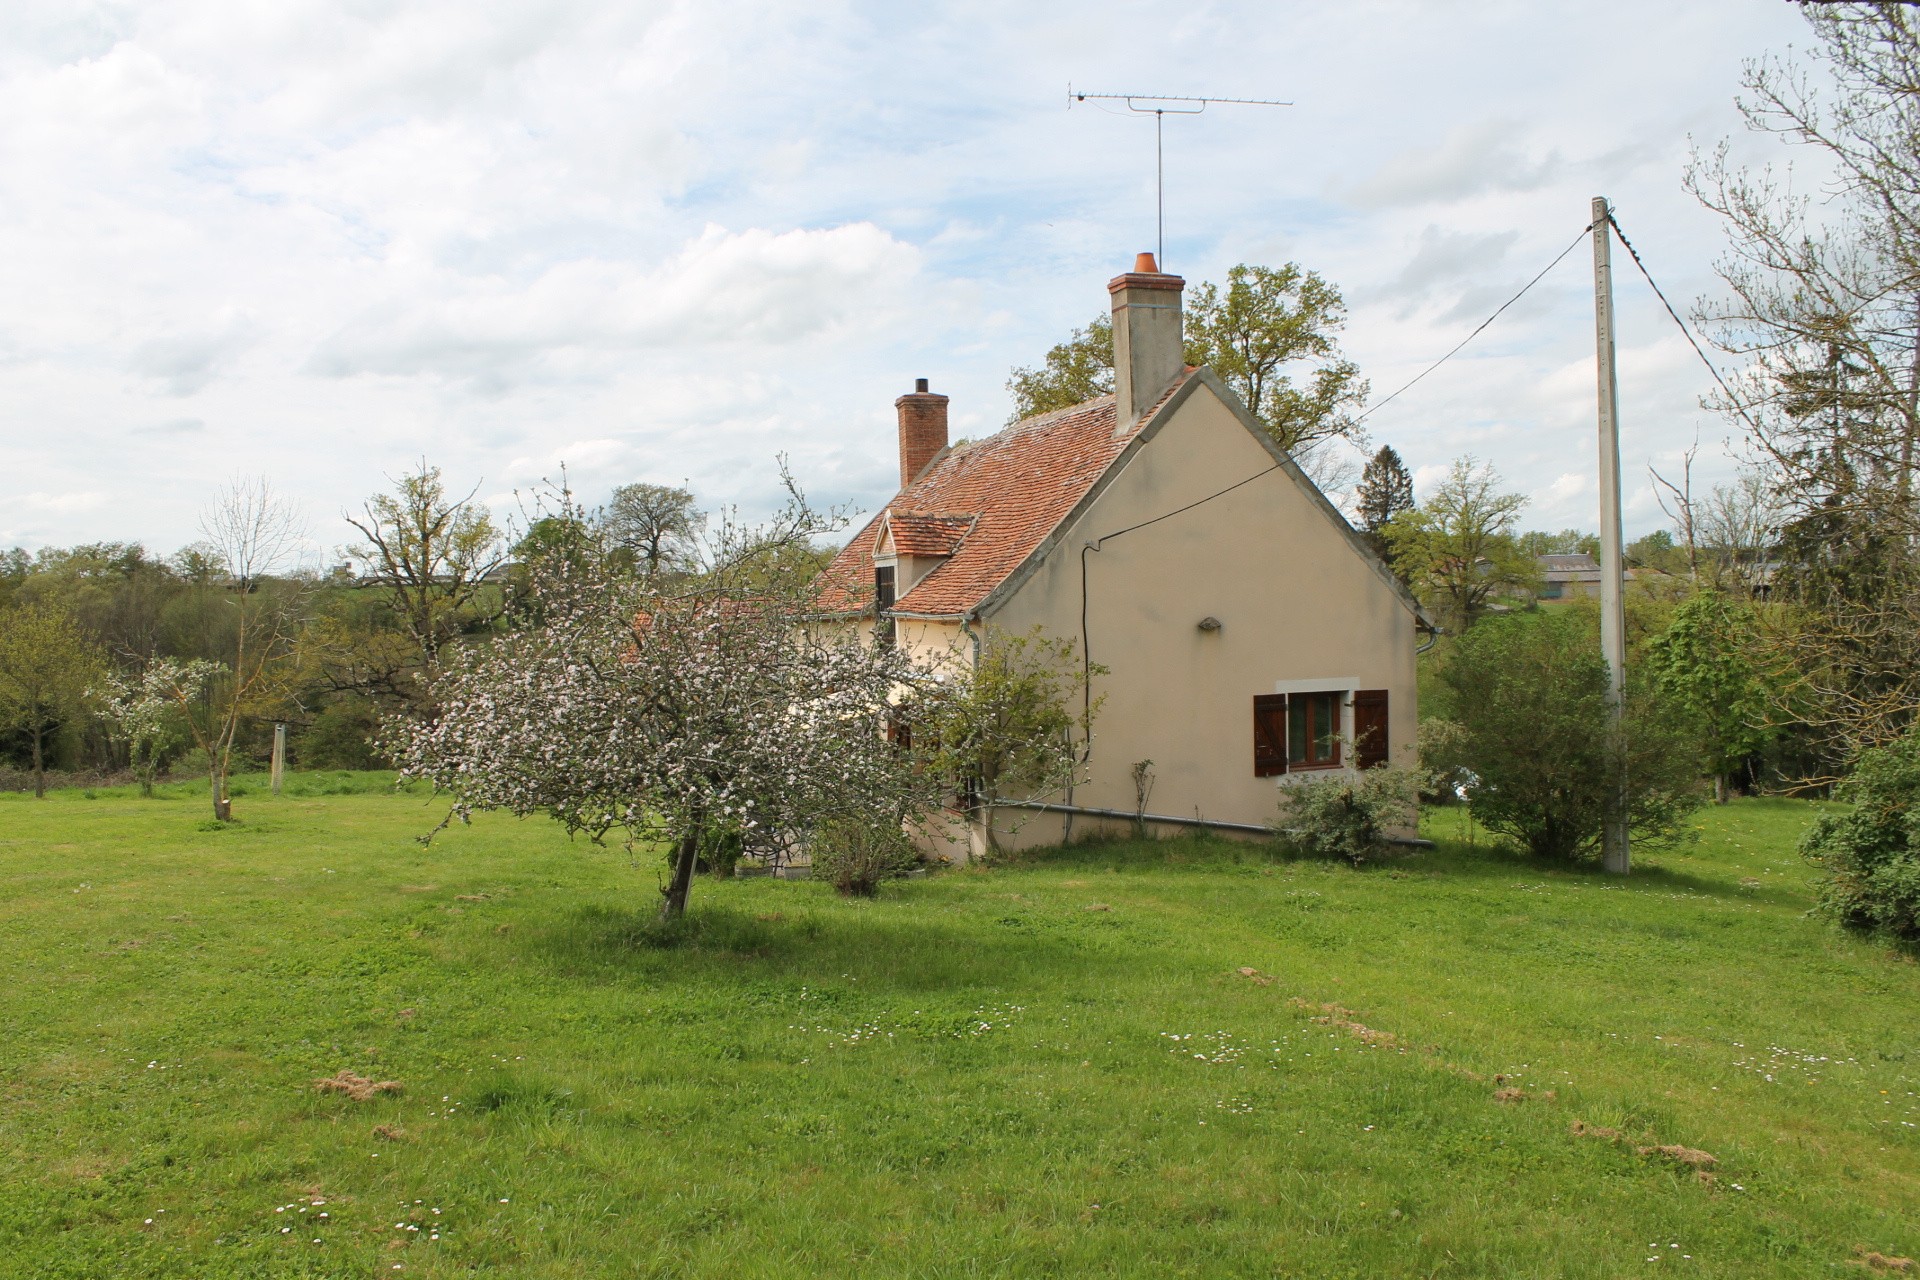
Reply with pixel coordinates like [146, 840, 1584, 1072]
[303, 222, 923, 385]
[1346, 120, 1560, 209]
[0, 0, 1816, 554]
[20, 490, 107, 513]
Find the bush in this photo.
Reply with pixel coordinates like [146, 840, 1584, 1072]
[808, 817, 919, 897]
[1803, 731, 1920, 941]
[697, 820, 745, 879]
[297, 697, 389, 771]
[1275, 767, 1418, 866]
[1435, 610, 1703, 862]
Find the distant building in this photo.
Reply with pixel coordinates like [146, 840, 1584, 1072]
[1536, 552, 1602, 601]
[1533, 551, 1674, 602]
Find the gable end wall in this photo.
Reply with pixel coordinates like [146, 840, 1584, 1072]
[980, 381, 1418, 840]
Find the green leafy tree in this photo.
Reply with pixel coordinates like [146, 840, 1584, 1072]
[1647, 592, 1776, 803]
[604, 483, 702, 580]
[1802, 726, 1920, 941]
[345, 461, 504, 664]
[0, 603, 106, 797]
[1626, 529, 1691, 577]
[1432, 609, 1704, 862]
[1184, 263, 1368, 457]
[1518, 529, 1601, 558]
[1687, 8, 1920, 760]
[1006, 315, 1115, 420]
[11, 542, 183, 665]
[0, 548, 29, 611]
[1381, 458, 1537, 632]
[1006, 263, 1368, 463]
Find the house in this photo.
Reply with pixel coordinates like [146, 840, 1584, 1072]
[817, 254, 1428, 858]
[1536, 552, 1602, 601]
[1533, 552, 1670, 603]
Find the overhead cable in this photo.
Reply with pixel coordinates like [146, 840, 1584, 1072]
[1604, 213, 1767, 438]
[1353, 222, 1596, 427]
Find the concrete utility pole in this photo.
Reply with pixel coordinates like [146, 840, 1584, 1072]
[1591, 196, 1630, 875]
[271, 723, 286, 796]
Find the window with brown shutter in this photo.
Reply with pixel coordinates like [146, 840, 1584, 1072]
[1253, 694, 1288, 777]
[1353, 689, 1389, 770]
[1288, 691, 1343, 769]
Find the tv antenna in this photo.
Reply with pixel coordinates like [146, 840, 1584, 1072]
[1068, 87, 1291, 268]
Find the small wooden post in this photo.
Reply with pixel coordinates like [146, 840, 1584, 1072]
[271, 723, 286, 796]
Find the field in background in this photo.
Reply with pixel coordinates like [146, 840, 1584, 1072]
[0, 782, 1915, 1278]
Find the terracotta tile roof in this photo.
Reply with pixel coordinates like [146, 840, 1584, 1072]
[817, 384, 1183, 618]
[885, 514, 975, 556]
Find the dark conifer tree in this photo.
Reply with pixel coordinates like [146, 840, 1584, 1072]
[1356, 445, 1415, 539]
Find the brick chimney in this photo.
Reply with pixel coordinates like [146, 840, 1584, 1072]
[1109, 251, 1185, 431]
[895, 377, 948, 489]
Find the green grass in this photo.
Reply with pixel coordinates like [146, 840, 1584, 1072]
[0, 783, 1915, 1278]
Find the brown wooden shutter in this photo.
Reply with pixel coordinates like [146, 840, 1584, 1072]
[1353, 689, 1389, 770]
[1253, 694, 1288, 777]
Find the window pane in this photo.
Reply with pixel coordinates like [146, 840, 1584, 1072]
[1289, 692, 1341, 767]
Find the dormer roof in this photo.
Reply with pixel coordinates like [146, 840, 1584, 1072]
[879, 513, 975, 558]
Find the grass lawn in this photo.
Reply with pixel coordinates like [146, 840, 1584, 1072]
[0, 776, 1916, 1278]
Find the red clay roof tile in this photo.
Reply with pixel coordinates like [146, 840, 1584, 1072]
[884, 514, 976, 557]
[817, 380, 1189, 618]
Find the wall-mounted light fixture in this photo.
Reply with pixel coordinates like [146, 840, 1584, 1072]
[1197, 616, 1222, 632]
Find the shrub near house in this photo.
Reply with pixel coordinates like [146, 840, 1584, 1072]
[1431, 609, 1703, 861]
[1803, 729, 1920, 941]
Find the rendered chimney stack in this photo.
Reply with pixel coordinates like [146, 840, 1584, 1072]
[896, 377, 949, 489]
[1108, 251, 1185, 430]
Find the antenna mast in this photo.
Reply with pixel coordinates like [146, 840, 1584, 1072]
[1068, 87, 1291, 267]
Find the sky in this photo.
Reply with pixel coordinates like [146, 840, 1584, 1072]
[0, 0, 1824, 565]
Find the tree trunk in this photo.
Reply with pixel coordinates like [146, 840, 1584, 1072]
[30, 724, 45, 799]
[659, 826, 702, 922]
[1714, 772, 1730, 806]
[210, 766, 231, 822]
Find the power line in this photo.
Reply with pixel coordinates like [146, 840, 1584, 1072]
[1353, 222, 1596, 427]
[1085, 462, 1282, 551]
[1604, 213, 1767, 438]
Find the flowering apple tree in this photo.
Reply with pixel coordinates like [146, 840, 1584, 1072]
[390, 481, 954, 920]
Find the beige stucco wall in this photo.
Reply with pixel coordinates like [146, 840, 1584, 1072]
[975, 380, 1420, 848]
